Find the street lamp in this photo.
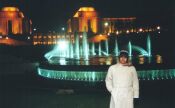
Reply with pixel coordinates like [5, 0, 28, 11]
[104, 22, 109, 34]
[157, 26, 160, 30]
[61, 27, 65, 31]
[139, 28, 143, 32]
[33, 28, 37, 31]
[104, 22, 109, 27]
[61, 27, 66, 39]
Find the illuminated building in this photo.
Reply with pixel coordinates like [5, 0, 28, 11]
[67, 7, 136, 34]
[33, 7, 161, 45]
[0, 7, 32, 36]
[33, 33, 66, 45]
[67, 7, 99, 33]
[101, 17, 136, 34]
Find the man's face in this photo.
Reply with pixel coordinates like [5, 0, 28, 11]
[119, 56, 128, 64]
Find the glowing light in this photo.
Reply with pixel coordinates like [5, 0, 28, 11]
[62, 27, 65, 31]
[7, 13, 15, 17]
[89, 34, 107, 43]
[74, 7, 96, 17]
[2, 7, 19, 12]
[6, 37, 8, 39]
[158, 31, 160, 34]
[116, 31, 119, 35]
[79, 7, 95, 12]
[33, 28, 36, 31]
[0, 7, 28, 35]
[59, 58, 66, 65]
[58, 40, 68, 51]
[0, 36, 2, 38]
[147, 35, 151, 57]
[128, 41, 132, 56]
[126, 30, 130, 34]
[104, 22, 109, 27]
[71, 7, 98, 33]
[157, 26, 160, 30]
[139, 28, 143, 32]
[132, 45, 149, 56]
[27, 37, 30, 40]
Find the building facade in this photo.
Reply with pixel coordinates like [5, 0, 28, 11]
[67, 7, 99, 34]
[0, 7, 32, 36]
[33, 7, 160, 45]
[67, 7, 136, 34]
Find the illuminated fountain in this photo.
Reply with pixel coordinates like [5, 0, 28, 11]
[82, 31, 89, 60]
[98, 42, 102, 56]
[75, 32, 80, 59]
[37, 6, 175, 82]
[115, 38, 119, 56]
[128, 41, 132, 56]
[40, 33, 175, 82]
[147, 34, 152, 57]
[105, 39, 109, 56]
[45, 33, 152, 61]
[91, 42, 96, 56]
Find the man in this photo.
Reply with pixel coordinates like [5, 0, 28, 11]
[105, 50, 139, 108]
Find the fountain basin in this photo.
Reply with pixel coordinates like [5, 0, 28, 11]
[38, 62, 175, 82]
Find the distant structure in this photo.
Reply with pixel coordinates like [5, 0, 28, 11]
[0, 7, 32, 45]
[33, 7, 160, 45]
[0, 7, 32, 36]
[67, 7, 136, 34]
[67, 7, 99, 33]
[33, 32, 61, 45]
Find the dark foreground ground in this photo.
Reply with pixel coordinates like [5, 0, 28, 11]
[0, 70, 175, 108]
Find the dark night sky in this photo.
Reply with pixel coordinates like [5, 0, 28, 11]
[0, 0, 174, 32]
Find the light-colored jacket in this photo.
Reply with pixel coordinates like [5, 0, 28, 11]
[105, 63, 139, 108]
